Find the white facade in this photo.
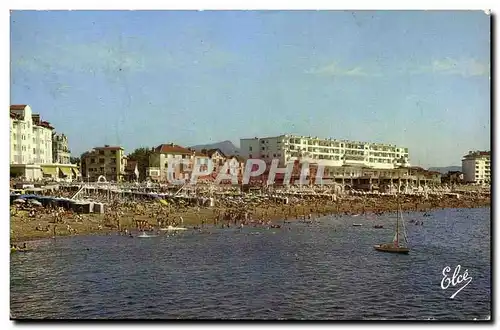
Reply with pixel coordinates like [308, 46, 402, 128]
[10, 105, 53, 165]
[52, 132, 71, 164]
[240, 134, 410, 170]
[462, 151, 490, 184]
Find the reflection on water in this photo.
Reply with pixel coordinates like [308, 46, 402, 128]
[11, 207, 490, 320]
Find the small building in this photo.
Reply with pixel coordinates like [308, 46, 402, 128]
[227, 155, 246, 177]
[204, 148, 227, 173]
[124, 160, 139, 182]
[442, 171, 464, 184]
[81, 145, 127, 182]
[147, 143, 194, 182]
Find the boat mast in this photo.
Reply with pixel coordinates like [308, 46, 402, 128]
[395, 205, 400, 248]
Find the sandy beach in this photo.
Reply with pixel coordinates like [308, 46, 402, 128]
[10, 189, 490, 244]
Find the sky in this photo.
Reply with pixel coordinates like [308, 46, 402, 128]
[10, 10, 490, 168]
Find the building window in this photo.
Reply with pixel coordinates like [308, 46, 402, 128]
[99, 150, 104, 155]
[33, 148, 36, 154]
[249, 146, 252, 151]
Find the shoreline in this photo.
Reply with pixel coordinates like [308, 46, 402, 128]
[10, 194, 490, 244]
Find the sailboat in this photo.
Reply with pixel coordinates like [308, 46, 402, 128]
[374, 205, 410, 254]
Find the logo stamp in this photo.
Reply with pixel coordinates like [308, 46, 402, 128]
[441, 265, 472, 299]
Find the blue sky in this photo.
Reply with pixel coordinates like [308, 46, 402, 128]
[11, 10, 490, 168]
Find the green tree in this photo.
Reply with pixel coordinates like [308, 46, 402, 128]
[127, 147, 153, 181]
[70, 157, 80, 165]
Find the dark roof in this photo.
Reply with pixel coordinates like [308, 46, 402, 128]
[206, 148, 226, 158]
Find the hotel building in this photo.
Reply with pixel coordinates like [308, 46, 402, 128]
[240, 134, 410, 170]
[10, 105, 54, 166]
[462, 151, 490, 184]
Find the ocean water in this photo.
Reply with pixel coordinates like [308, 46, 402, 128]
[10, 207, 491, 320]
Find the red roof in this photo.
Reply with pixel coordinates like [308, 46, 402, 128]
[37, 121, 54, 130]
[10, 105, 28, 110]
[155, 144, 192, 155]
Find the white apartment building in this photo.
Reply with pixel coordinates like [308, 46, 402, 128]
[10, 105, 54, 165]
[240, 134, 410, 170]
[462, 151, 490, 184]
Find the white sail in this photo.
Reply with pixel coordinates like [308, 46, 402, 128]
[393, 232, 399, 245]
[400, 208, 409, 245]
[397, 207, 409, 246]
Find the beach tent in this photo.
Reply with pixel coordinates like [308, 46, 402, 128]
[159, 199, 169, 206]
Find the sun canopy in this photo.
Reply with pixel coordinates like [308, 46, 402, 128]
[59, 167, 72, 176]
[41, 166, 57, 175]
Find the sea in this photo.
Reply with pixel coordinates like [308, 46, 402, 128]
[10, 207, 491, 320]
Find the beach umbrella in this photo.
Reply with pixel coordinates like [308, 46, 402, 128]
[29, 200, 43, 206]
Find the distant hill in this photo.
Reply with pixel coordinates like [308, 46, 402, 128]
[427, 166, 462, 174]
[190, 140, 240, 156]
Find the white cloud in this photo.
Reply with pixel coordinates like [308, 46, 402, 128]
[411, 58, 489, 77]
[306, 62, 369, 77]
